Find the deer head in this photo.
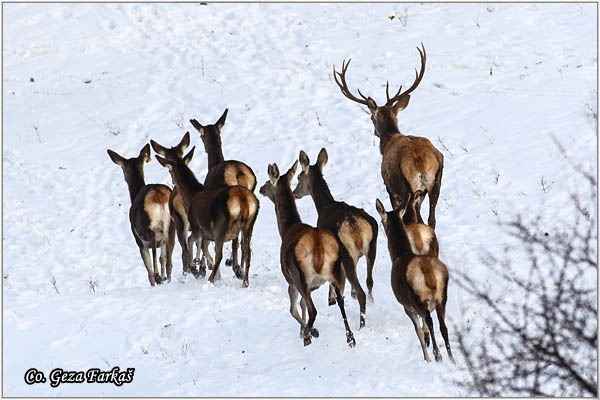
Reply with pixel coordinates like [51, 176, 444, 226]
[150, 132, 190, 161]
[259, 161, 298, 204]
[375, 194, 411, 238]
[155, 147, 196, 187]
[107, 144, 151, 194]
[293, 148, 329, 199]
[189, 109, 228, 155]
[333, 44, 426, 138]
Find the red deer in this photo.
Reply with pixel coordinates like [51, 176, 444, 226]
[150, 132, 204, 277]
[259, 161, 357, 347]
[189, 109, 256, 273]
[403, 193, 439, 258]
[107, 144, 175, 286]
[375, 196, 453, 362]
[334, 44, 444, 229]
[155, 147, 258, 287]
[293, 148, 376, 327]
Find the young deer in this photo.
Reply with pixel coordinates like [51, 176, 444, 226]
[293, 148, 376, 326]
[150, 132, 203, 277]
[155, 147, 258, 287]
[107, 144, 175, 286]
[375, 197, 453, 362]
[334, 44, 444, 229]
[259, 161, 357, 347]
[189, 109, 257, 271]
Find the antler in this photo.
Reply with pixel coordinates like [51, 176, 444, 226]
[385, 43, 427, 106]
[333, 59, 370, 106]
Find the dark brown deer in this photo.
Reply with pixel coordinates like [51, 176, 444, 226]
[375, 196, 453, 362]
[155, 147, 258, 287]
[107, 144, 175, 286]
[150, 132, 204, 277]
[259, 161, 357, 347]
[293, 148, 376, 325]
[334, 44, 444, 229]
[189, 109, 257, 272]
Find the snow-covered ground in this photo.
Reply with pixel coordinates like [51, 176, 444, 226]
[3, 3, 597, 396]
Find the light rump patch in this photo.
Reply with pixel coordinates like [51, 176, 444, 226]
[144, 188, 171, 236]
[406, 258, 448, 311]
[338, 217, 372, 264]
[405, 224, 435, 256]
[224, 164, 255, 191]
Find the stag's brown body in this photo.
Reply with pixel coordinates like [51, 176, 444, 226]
[334, 44, 444, 229]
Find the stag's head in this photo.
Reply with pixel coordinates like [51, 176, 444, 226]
[189, 109, 228, 154]
[333, 44, 426, 139]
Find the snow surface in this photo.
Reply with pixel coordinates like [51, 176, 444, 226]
[3, 3, 597, 397]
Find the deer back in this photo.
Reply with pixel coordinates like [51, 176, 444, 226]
[204, 160, 257, 192]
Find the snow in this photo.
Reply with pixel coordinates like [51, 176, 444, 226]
[2, 3, 597, 396]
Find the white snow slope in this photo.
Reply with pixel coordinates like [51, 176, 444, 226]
[3, 3, 597, 397]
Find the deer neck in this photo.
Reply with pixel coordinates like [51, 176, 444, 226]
[309, 172, 335, 213]
[125, 171, 145, 204]
[205, 143, 225, 169]
[171, 163, 204, 207]
[386, 213, 414, 261]
[275, 184, 302, 238]
[379, 129, 404, 155]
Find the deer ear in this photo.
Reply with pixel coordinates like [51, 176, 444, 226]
[190, 119, 204, 136]
[150, 140, 168, 157]
[268, 163, 280, 184]
[367, 97, 378, 113]
[286, 160, 298, 184]
[183, 146, 195, 165]
[299, 150, 310, 173]
[177, 132, 190, 152]
[317, 148, 328, 171]
[216, 108, 228, 131]
[139, 143, 151, 163]
[393, 95, 410, 114]
[155, 155, 171, 169]
[375, 199, 387, 222]
[107, 149, 126, 166]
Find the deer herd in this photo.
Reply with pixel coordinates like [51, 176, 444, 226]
[108, 44, 453, 363]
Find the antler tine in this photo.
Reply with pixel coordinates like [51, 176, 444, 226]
[333, 58, 370, 106]
[386, 43, 427, 106]
[385, 80, 403, 105]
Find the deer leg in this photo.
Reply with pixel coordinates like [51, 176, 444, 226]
[328, 284, 337, 306]
[340, 249, 366, 328]
[334, 286, 356, 348]
[139, 248, 156, 286]
[200, 239, 213, 274]
[428, 167, 443, 229]
[166, 221, 175, 281]
[229, 238, 242, 279]
[300, 297, 307, 326]
[422, 317, 430, 347]
[404, 308, 431, 362]
[174, 215, 189, 274]
[240, 224, 254, 288]
[187, 232, 202, 278]
[288, 285, 306, 336]
[151, 238, 162, 285]
[413, 192, 426, 225]
[159, 242, 167, 280]
[425, 312, 442, 362]
[366, 235, 377, 302]
[300, 292, 319, 346]
[207, 233, 225, 284]
[436, 303, 454, 362]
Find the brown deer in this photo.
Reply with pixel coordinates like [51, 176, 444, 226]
[403, 193, 439, 258]
[150, 132, 204, 277]
[334, 44, 444, 229]
[259, 161, 357, 347]
[375, 196, 453, 362]
[155, 147, 258, 287]
[293, 148, 376, 325]
[189, 109, 257, 272]
[107, 144, 175, 286]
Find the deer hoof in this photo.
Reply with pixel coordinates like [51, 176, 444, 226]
[347, 333, 356, 348]
[368, 292, 374, 303]
[424, 334, 430, 348]
[243, 279, 249, 288]
[328, 298, 337, 306]
[351, 290, 357, 299]
[360, 316, 365, 329]
[154, 274, 163, 285]
[434, 352, 442, 362]
[225, 257, 233, 267]
[303, 337, 312, 346]
[311, 328, 319, 338]
[233, 267, 243, 280]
